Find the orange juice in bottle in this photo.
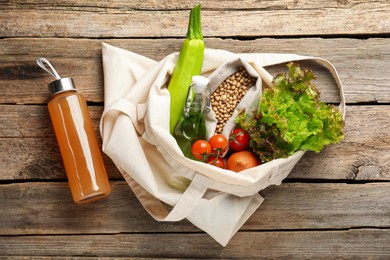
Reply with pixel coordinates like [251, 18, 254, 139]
[37, 58, 111, 204]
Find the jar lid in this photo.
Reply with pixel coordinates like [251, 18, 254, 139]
[48, 77, 76, 96]
[192, 75, 209, 92]
[36, 57, 76, 96]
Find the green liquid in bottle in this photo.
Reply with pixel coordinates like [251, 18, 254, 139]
[173, 76, 210, 158]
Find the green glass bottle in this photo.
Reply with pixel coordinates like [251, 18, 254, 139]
[173, 76, 210, 158]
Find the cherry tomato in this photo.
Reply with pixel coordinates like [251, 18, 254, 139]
[229, 127, 250, 151]
[209, 134, 229, 156]
[207, 156, 225, 169]
[192, 140, 211, 161]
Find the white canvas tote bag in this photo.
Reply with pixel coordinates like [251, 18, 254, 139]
[100, 43, 346, 246]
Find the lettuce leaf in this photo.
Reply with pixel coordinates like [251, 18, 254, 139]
[236, 63, 344, 162]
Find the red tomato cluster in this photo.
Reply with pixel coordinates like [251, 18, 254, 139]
[192, 134, 228, 169]
[191, 127, 260, 172]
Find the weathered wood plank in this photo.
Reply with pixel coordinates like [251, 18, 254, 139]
[1, 229, 390, 258]
[1, 37, 390, 104]
[290, 105, 390, 180]
[1, 105, 389, 180]
[0, 104, 122, 180]
[1, 1, 388, 258]
[2, 0, 383, 11]
[1, 2, 390, 38]
[0, 105, 102, 138]
[1, 182, 390, 235]
[0, 137, 122, 180]
[0, 181, 190, 234]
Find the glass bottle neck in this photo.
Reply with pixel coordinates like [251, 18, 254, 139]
[185, 92, 205, 116]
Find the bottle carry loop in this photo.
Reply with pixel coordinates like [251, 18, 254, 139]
[37, 57, 61, 80]
[37, 57, 76, 96]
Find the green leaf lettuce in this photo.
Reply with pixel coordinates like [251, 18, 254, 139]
[236, 63, 344, 162]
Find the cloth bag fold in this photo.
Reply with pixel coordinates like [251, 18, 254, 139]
[100, 43, 345, 246]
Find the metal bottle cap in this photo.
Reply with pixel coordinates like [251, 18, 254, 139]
[36, 57, 76, 97]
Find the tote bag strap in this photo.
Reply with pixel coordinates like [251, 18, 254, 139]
[184, 54, 346, 198]
[100, 98, 147, 136]
[245, 54, 346, 119]
[125, 170, 212, 222]
[101, 99, 212, 221]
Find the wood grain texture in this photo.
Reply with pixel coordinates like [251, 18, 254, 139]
[1, 105, 389, 181]
[1, 1, 390, 38]
[0, 137, 122, 180]
[0, 105, 122, 180]
[2, 0, 385, 11]
[0, 105, 102, 138]
[1, 37, 390, 104]
[1, 0, 390, 257]
[290, 105, 390, 180]
[1, 229, 390, 258]
[1, 182, 390, 235]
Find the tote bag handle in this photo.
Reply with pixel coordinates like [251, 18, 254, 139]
[101, 98, 213, 221]
[244, 54, 346, 119]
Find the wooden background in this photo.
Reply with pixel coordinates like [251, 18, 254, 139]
[1, 0, 390, 258]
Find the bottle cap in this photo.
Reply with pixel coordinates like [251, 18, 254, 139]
[192, 75, 210, 92]
[36, 57, 76, 96]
